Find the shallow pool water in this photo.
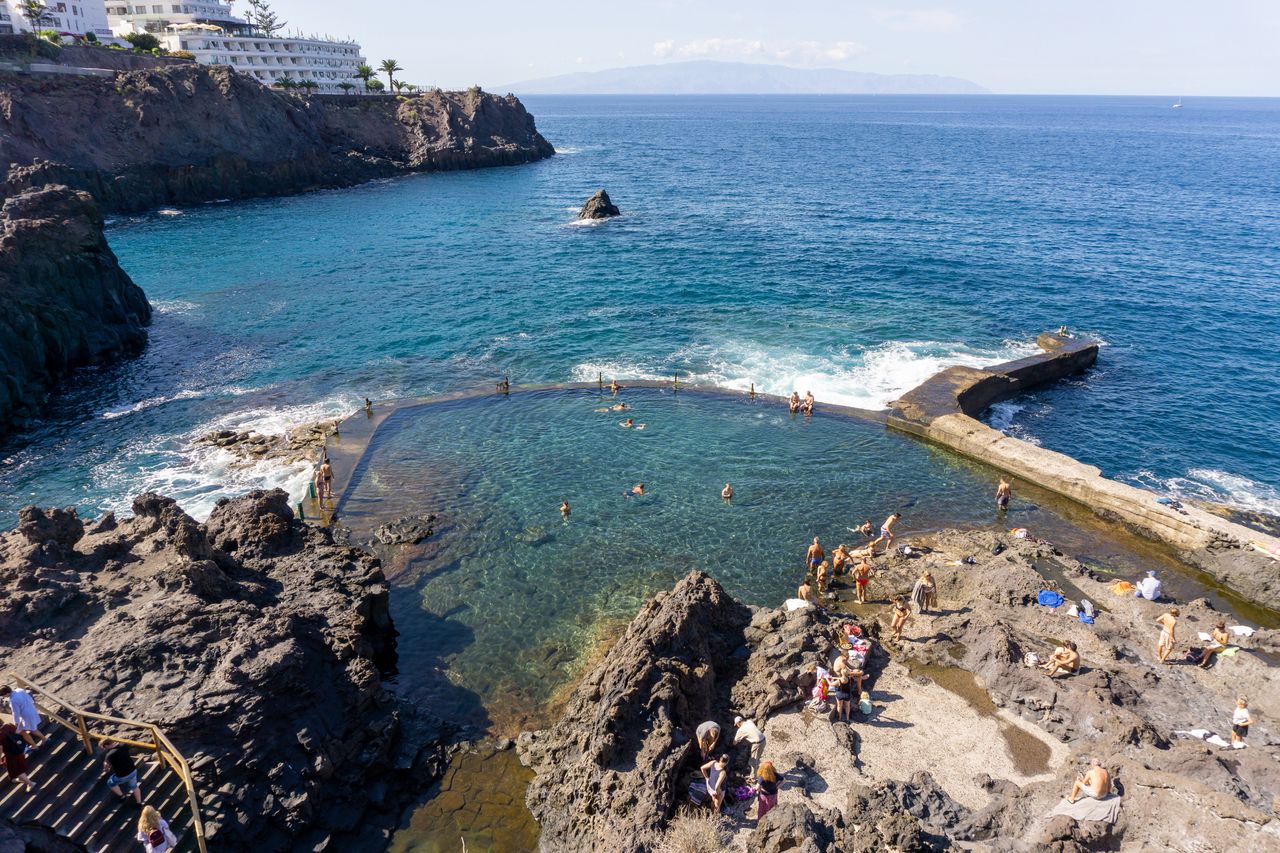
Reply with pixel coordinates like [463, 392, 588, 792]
[344, 387, 1009, 730]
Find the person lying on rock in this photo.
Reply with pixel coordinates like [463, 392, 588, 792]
[701, 753, 729, 812]
[1197, 622, 1230, 668]
[1067, 758, 1111, 803]
[1040, 641, 1080, 678]
[696, 720, 721, 760]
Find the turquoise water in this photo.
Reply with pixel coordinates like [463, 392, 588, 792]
[351, 387, 1003, 729]
[2, 95, 1279, 526]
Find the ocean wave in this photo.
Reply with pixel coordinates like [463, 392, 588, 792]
[1127, 468, 1280, 516]
[570, 338, 1039, 411]
[157, 209, 183, 217]
[150, 299, 199, 315]
[93, 395, 358, 522]
[101, 389, 205, 420]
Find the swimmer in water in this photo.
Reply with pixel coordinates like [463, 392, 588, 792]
[595, 403, 629, 412]
[788, 392, 801, 413]
[560, 500, 570, 519]
[721, 483, 733, 502]
[621, 418, 635, 428]
[609, 379, 621, 396]
[626, 483, 645, 497]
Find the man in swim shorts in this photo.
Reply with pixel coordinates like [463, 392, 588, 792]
[801, 390, 815, 415]
[996, 478, 1012, 510]
[806, 537, 825, 573]
[1155, 607, 1179, 663]
[872, 512, 901, 550]
[788, 392, 801, 413]
[853, 558, 873, 603]
[797, 578, 818, 607]
[1068, 759, 1110, 804]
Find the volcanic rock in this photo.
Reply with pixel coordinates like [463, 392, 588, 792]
[577, 188, 621, 219]
[0, 185, 150, 436]
[0, 489, 448, 851]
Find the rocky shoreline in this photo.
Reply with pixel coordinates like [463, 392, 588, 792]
[0, 490, 453, 851]
[518, 529, 1279, 852]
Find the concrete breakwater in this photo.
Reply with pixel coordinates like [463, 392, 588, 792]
[888, 332, 1280, 609]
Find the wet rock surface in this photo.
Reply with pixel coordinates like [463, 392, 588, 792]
[577, 188, 621, 219]
[0, 490, 450, 852]
[373, 514, 437, 547]
[520, 530, 1280, 852]
[0, 185, 150, 436]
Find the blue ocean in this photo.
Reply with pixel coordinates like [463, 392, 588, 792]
[2, 95, 1279, 526]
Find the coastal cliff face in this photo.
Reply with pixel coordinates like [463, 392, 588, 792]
[520, 537, 1280, 853]
[0, 489, 449, 851]
[0, 63, 555, 213]
[0, 185, 150, 435]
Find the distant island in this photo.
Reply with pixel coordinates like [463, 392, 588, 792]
[499, 59, 988, 95]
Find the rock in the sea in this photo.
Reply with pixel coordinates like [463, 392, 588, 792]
[577, 188, 621, 219]
[0, 489, 448, 851]
[373, 514, 437, 546]
[0, 185, 150, 436]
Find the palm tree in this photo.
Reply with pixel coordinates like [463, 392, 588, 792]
[379, 59, 402, 92]
[403, 83, 418, 95]
[276, 76, 297, 90]
[19, 1, 51, 31]
[354, 63, 374, 93]
[338, 82, 355, 94]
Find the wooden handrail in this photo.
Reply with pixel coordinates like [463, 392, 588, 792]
[4, 673, 208, 853]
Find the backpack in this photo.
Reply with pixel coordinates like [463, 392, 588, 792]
[148, 828, 165, 847]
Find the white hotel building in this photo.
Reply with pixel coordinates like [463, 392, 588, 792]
[105, 2, 366, 93]
[0, 1, 113, 39]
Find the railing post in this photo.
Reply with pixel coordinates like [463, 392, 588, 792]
[76, 712, 93, 755]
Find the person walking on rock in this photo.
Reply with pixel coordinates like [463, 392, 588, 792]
[733, 716, 766, 779]
[873, 512, 901, 552]
[1155, 607, 1179, 664]
[0, 724, 34, 792]
[105, 742, 143, 804]
[137, 804, 177, 852]
[0, 686, 46, 748]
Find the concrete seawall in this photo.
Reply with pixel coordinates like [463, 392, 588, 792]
[888, 333, 1280, 609]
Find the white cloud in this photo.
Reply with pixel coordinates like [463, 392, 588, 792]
[651, 38, 865, 66]
[875, 9, 961, 32]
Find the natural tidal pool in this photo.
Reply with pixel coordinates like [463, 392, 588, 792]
[344, 386, 1013, 732]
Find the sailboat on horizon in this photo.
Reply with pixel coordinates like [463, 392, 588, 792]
[1172, 97, 1184, 108]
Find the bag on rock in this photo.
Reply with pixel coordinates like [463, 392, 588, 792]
[1023, 652, 1041, 667]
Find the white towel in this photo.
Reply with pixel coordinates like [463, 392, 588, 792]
[1228, 625, 1255, 637]
[1173, 729, 1211, 739]
[1197, 631, 1213, 642]
[784, 598, 810, 612]
[1205, 735, 1231, 748]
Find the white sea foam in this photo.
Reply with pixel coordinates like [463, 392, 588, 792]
[1128, 468, 1280, 516]
[571, 338, 1038, 411]
[157, 209, 183, 217]
[93, 395, 358, 522]
[554, 146, 583, 155]
[101, 389, 205, 420]
[150, 299, 199, 315]
[986, 401, 1024, 431]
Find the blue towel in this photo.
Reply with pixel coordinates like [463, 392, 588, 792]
[1079, 612, 1095, 625]
[1037, 590, 1065, 608]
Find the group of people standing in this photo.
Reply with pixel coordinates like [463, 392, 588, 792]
[2, 684, 179, 852]
[694, 716, 779, 820]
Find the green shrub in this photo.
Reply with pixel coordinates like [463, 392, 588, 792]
[84, 32, 98, 43]
[123, 32, 161, 51]
[36, 29, 61, 45]
[170, 50, 196, 60]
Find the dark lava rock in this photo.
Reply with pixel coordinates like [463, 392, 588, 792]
[578, 188, 620, 219]
[750, 801, 845, 853]
[373, 514, 437, 546]
[0, 185, 150, 436]
[0, 489, 445, 851]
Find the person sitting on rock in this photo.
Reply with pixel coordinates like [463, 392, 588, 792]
[1040, 641, 1080, 678]
[1197, 622, 1231, 668]
[1068, 758, 1111, 803]
[801, 390, 815, 415]
[788, 392, 801, 413]
[1134, 570, 1163, 601]
[695, 720, 721, 760]
[831, 544, 850, 575]
[797, 578, 818, 608]
[701, 753, 729, 812]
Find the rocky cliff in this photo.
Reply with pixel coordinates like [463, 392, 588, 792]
[0, 62, 555, 213]
[0, 184, 150, 435]
[0, 489, 450, 851]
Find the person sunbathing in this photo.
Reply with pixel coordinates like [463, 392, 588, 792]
[1040, 641, 1080, 678]
[1197, 622, 1231, 668]
[1068, 759, 1111, 803]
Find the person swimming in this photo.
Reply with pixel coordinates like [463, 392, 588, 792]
[596, 403, 629, 412]
[621, 418, 634, 428]
[609, 379, 621, 396]
[560, 500, 570, 519]
[721, 483, 733, 502]
[625, 483, 645, 498]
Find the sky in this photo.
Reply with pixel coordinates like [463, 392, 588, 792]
[260, 1, 1280, 95]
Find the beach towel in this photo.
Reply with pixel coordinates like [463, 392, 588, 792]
[1048, 795, 1121, 824]
[1205, 735, 1231, 748]
[1228, 625, 1255, 637]
[731, 786, 755, 801]
[1108, 580, 1135, 596]
[1173, 729, 1212, 740]
[1078, 612, 1095, 625]
[1037, 590, 1065, 608]
[1217, 646, 1240, 657]
[784, 598, 810, 612]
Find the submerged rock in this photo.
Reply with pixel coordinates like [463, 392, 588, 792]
[373, 514, 437, 546]
[577, 188, 621, 219]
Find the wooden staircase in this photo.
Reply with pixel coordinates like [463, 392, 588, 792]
[0, 675, 207, 853]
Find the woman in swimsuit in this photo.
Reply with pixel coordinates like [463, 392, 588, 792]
[890, 595, 911, 642]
